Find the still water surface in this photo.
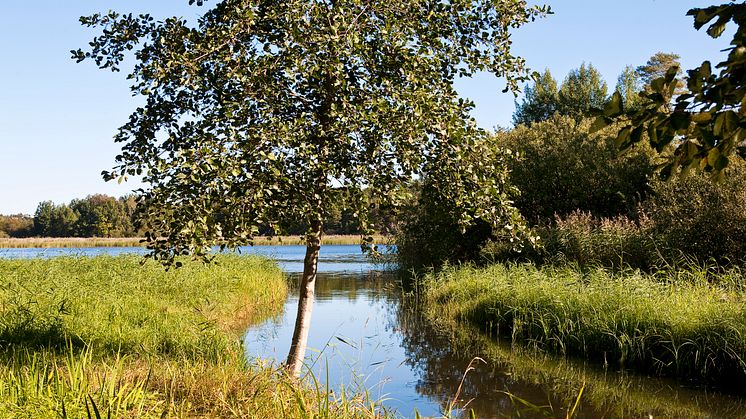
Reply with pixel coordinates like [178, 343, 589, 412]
[3, 245, 746, 417]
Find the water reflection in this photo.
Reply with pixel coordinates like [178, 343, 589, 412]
[245, 269, 746, 418]
[395, 296, 746, 418]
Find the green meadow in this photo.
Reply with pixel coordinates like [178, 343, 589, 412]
[0, 255, 384, 418]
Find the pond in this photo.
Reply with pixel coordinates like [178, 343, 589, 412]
[3, 244, 745, 417]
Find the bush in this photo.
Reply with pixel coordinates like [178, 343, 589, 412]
[397, 138, 531, 271]
[0, 215, 34, 238]
[642, 162, 746, 265]
[533, 211, 658, 270]
[498, 115, 653, 223]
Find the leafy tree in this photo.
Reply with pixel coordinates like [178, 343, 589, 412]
[33, 201, 79, 237]
[636, 52, 685, 101]
[615, 65, 644, 111]
[71, 194, 131, 237]
[557, 63, 608, 120]
[498, 115, 653, 223]
[0, 215, 34, 238]
[75, 0, 545, 375]
[598, 4, 746, 177]
[513, 69, 559, 125]
[33, 201, 55, 236]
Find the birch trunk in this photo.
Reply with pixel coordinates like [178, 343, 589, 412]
[285, 220, 322, 377]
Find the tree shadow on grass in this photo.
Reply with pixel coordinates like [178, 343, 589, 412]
[0, 320, 87, 353]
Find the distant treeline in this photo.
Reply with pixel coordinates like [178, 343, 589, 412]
[1, 191, 398, 239]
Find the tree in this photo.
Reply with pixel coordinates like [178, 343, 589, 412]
[33, 201, 78, 237]
[74, 0, 546, 376]
[557, 63, 608, 120]
[615, 65, 643, 111]
[513, 69, 559, 125]
[636, 52, 684, 92]
[71, 194, 131, 237]
[598, 4, 746, 177]
[498, 115, 653, 223]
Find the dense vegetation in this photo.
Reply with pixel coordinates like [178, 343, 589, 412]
[0, 190, 398, 239]
[0, 255, 384, 417]
[424, 263, 746, 384]
[399, 52, 746, 271]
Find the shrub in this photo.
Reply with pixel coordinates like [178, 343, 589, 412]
[642, 161, 746, 265]
[397, 140, 530, 271]
[498, 115, 653, 223]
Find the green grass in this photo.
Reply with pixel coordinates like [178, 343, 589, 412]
[0, 235, 389, 248]
[0, 255, 386, 417]
[423, 262, 746, 383]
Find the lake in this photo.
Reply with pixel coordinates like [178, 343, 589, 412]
[3, 245, 745, 417]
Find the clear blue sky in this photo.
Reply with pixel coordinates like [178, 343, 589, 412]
[0, 1, 730, 215]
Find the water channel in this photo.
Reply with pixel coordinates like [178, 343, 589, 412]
[3, 245, 746, 417]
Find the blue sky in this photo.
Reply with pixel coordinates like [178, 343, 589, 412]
[0, 1, 730, 214]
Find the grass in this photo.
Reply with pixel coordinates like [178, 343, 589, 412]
[0, 255, 387, 417]
[0, 235, 389, 248]
[423, 262, 746, 384]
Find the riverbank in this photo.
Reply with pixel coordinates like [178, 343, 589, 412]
[423, 263, 746, 384]
[0, 235, 389, 248]
[0, 255, 383, 417]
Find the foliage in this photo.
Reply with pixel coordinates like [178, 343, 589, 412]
[512, 69, 559, 125]
[642, 160, 746, 265]
[513, 64, 609, 125]
[71, 194, 134, 237]
[598, 4, 746, 176]
[74, 0, 548, 264]
[34, 201, 79, 237]
[498, 115, 654, 223]
[424, 262, 746, 383]
[556, 63, 608, 121]
[32, 195, 139, 238]
[396, 139, 531, 270]
[615, 65, 644, 111]
[0, 215, 34, 238]
[488, 161, 746, 269]
[512, 211, 658, 270]
[635, 52, 685, 104]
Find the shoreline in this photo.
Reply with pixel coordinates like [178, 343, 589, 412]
[0, 234, 391, 248]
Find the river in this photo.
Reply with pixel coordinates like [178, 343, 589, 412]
[3, 245, 745, 418]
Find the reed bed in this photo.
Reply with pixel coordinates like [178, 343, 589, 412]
[424, 263, 746, 383]
[0, 235, 389, 248]
[0, 255, 387, 417]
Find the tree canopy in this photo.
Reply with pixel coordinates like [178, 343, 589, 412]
[75, 0, 545, 262]
[513, 63, 608, 125]
[512, 68, 558, 125]
[75, 0, 547, 375]
[557, 63, 608, 120]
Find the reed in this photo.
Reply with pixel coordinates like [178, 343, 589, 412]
[423, 262, 746, 383]
[0, 255, 387, 417]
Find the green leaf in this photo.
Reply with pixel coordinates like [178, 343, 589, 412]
[603, 91, 623, 117]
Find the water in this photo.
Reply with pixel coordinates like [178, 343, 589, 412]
[240, 246, 746, 418]
[3, 245, 746, 417]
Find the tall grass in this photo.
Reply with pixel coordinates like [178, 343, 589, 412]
[424, 262, 746, 383]
[0, 235, 389, 249]
[0, 255, 387, 417]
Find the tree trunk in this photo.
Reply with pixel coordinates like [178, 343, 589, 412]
[285, 220, 322, 377]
